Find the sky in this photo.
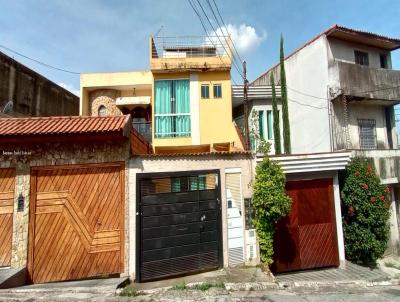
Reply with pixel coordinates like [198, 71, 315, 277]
[0, 0, 399, 96]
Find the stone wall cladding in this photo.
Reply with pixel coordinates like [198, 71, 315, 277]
[0, 141, 130, 271]
[89, 89, 122, 116]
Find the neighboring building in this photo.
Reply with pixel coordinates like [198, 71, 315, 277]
[0, 51, 79, 117]
[240, 25, 400, 271]
[80, 36, 244, 153]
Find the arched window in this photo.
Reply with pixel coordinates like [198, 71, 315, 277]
[98, 105, 107, 116]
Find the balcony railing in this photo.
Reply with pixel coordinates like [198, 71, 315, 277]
[154, 114, 191, 138]
[151, 36, 230, 59]
[132, 121, 152, 143]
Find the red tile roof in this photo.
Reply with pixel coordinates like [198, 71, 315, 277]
[0, 115, 131, 137]
[140, 150, 252, 157]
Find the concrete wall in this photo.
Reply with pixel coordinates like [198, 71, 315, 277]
[0, 52, 78, 117]
[327, 37, 392, 69]
[0, 140, 131, 276]
[332, 100, 393, 150]
[252, 35, 331, 154]
[128, 155, 255, 280]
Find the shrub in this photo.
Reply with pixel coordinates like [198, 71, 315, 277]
[341, 157, 391, 265]
[252, 156, 292, 265]
[119, 287, 141, 297]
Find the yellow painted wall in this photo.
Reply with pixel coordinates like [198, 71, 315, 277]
[198, 71, 243, 149]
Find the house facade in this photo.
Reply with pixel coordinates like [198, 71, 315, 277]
[79, 36, 255, 282]
[249, 25, 400, 259]
[80, 36, 244, 153]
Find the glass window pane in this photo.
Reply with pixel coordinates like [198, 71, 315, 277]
[171, 177, 181, 192]
[213, 84, 222, 98]
[201, 85, 209, 98]
[267, 110, 273, 140]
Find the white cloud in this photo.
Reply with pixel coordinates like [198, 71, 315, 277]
[210, 24, 266, 56]
[58, 82, 79, 96]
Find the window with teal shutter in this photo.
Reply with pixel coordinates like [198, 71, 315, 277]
[267, 110, 273, 140]
[198, 175, 206, 190]
[171, 177, 181, 192]
[258, 111, 264, 139]
[155, 80, 190, 138]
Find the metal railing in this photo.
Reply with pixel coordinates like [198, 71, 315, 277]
[151, 36, 230, 59]
[132, 121, 152, 143]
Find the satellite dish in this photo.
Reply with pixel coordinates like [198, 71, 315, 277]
[2, 100, 13, 114]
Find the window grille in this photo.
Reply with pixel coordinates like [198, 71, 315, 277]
[358, 119, 377, 149]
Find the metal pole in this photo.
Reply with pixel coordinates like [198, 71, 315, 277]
[243, 61, 250, 150]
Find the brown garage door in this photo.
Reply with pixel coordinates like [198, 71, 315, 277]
[0, 168, 15, 267]
[272, 178, 339, 273]
[28, 163, 124, 284]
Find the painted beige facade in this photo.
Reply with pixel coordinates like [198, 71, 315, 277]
[127, 154, 256, 279]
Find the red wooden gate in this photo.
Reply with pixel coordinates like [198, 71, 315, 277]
[272, 178, 339, 273]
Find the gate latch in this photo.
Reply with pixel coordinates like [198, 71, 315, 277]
[200, 214, 206, 221]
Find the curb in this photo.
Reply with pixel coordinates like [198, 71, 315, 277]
[277, 278, 400, 289]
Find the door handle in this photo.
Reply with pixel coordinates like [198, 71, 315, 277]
[201, 214, 206, 221]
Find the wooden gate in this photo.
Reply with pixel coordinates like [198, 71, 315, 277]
[0, 168, 15, 267]
[137, 171, 222, 282]
[273, 178, 339, 273]
[28, 163, 125, 284]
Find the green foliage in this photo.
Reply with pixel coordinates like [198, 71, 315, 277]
[257, 138, 271, 156]
[252, 157, 292, 264]
[190, 282, 225, 291]
[341, 157, 391, 266]
[119, 287, 142, 297]
[280, 34, 291, 154]
[270, 73, 281, 155]
[172, 281, 187, 290]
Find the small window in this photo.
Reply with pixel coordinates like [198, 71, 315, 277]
[213, 84, 222, 98]
[358, 119, 377, 149]
[201, 85, 210, 99]
[354, 50, 369, 66]
[380, 54, 388, 69]
[98, 105, 107, 116]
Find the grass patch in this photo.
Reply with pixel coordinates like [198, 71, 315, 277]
[119, 287, 142, 297]
[172, 281, 187, 290]
[189, 281, 225, 291]
[384, 262, 400, 270]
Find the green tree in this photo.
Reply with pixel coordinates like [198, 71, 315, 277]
[280, 34, 291, 154]
[341, 158, 391, 265]
[270, 73, 281, 155]
[252, 148, 292, 265]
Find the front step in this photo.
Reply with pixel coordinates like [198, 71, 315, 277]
[0, 268, 26, 289]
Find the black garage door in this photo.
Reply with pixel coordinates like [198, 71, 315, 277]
[137, 170, 222, 282]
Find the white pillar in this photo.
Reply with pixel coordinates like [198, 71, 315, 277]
[389, 187, 399, 255]
[190, 73, 200, 145]
[333, 172, 346, 268]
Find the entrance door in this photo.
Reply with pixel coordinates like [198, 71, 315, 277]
[273, 178, 339, 273]
[0, 168, 15, 267]
[137, 171, 222, 282]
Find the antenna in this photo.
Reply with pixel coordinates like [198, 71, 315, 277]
[154, 25, 164, 37]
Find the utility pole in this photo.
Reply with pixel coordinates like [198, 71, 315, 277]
[243, 60, 250, 150]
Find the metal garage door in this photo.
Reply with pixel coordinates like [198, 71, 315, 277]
[28, 163, 125, 284]
[273, 178, 339, 273]
[137, 170, 222, 282]
[0, 168, 15, 267]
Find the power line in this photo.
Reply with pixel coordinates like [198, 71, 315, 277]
[187, 0, 239, 85]
[192, 0, 244, 79]
[195, 0, 243, 77]
[0, 44, 80, 75]
[209, 0, 243, 64]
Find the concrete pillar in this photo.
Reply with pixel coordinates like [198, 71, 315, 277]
[389, 187, 399, 255]
[333, 172, 346, 268]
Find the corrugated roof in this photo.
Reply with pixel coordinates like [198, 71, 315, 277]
[140, 150, 252, 158]
[0, 115, 130, 137]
